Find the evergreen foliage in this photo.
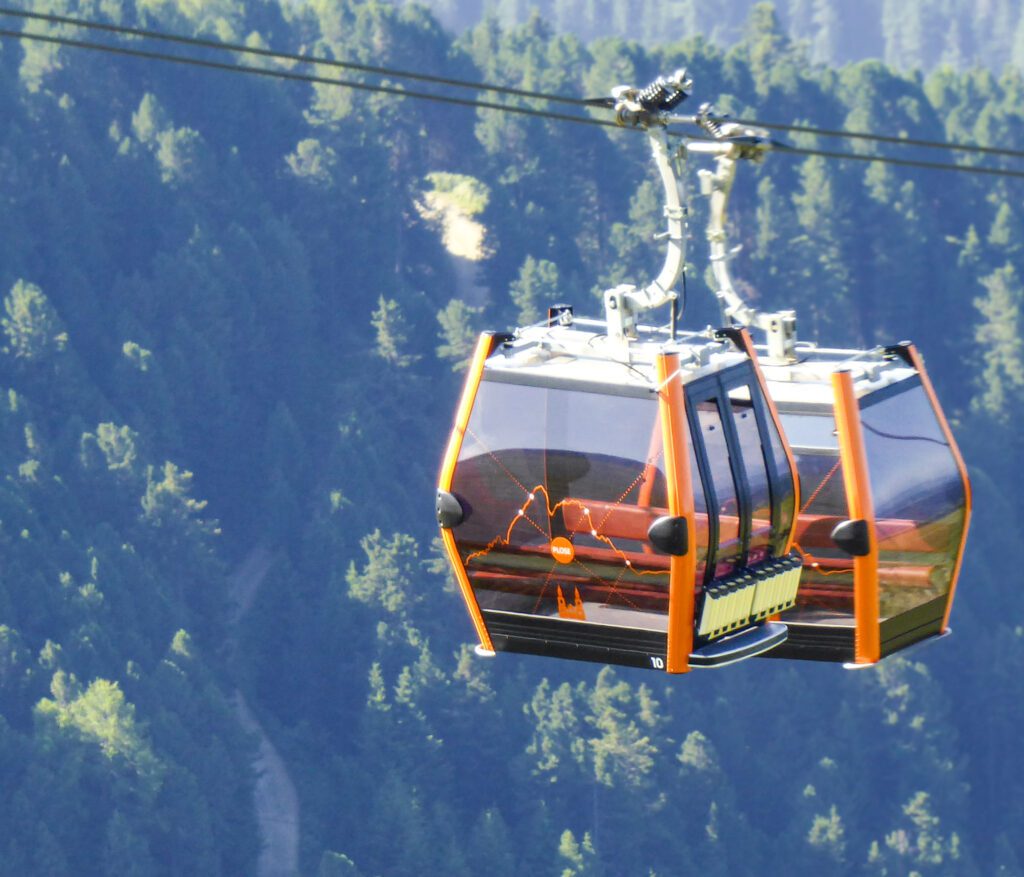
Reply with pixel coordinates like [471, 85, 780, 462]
[417, 0, 1024, 73]
[0, 1, 1019, 875]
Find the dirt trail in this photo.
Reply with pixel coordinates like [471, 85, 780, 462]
[228, 547, 274, 626]
[234, 690, 301, 877]
[228, 547, 301, 877]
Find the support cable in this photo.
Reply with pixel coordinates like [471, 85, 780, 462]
[2, 24, 1024, 180]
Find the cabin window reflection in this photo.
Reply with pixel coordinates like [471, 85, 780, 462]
[730, 396, 773, 565]
[694, 399, 742, 580]
[860, 384, 967, 619]
[779, 411, 854, 623]
[451, 379, 675, 630]
[688, 440, 709, 584]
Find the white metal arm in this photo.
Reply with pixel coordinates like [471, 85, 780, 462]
[691, 138, 797, 364]
[603, 126, 687, 343]
[599, 75, 798, 363]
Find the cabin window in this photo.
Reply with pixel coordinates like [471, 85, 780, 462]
[860, 381, 967, 619]
[693, 398, 743, 580]
[731, 396, 774, 565]
[778, 410, 855, 622]
[452, 378, 681, 631]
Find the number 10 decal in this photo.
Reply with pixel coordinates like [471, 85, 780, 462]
[650, 656, 665, 669]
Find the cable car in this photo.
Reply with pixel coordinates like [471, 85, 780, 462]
[437, 317, 800, 672]
[436, 72, 971, 673]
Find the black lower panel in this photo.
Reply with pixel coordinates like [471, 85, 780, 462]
[762, 622, 855, 663]
[880, 595, 946, 657]
[483, 610, 667, 671]
[485, 595, 949, 669]
[765, 594, 949, 664]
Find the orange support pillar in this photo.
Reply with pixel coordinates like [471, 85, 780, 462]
[831, 370, 880, 664]
[656, 353, 698, 674]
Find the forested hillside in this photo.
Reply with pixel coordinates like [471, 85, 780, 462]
[419, 0, 1024, 73]
[0, 1, 1022, 874]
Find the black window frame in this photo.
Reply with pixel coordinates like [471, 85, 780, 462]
[684, 362, 789, 585]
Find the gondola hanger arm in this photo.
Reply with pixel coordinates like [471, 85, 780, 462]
[689, 127, 798, 364]
[602, 71, 692, 347]
[600, 76, 799, 364]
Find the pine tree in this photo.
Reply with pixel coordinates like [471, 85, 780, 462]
[510, 256, 560, 325]
[1, 280, 67, 362]
[806, 804, 846, 865]
[465, 808, 517, 877]
[791, 156, 855, 342]
[973, 262, 1024, 422]
[436, 299, 482, 371]
[557, 829, 605, 877]
[346, 530, 424, 615]
[371, 295, 420, 367]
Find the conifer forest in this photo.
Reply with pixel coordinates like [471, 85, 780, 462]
[0, 1, 1023, 874]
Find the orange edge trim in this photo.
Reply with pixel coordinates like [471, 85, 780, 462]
[736, 329, 801, 553]
[832, 370, 880, 664]
[438, 333, 498, 652]
[441, 529, 492, 651]
[905, 344, 972, 632]
[439, 333, 495, 490]
[657, 353, 697, 674]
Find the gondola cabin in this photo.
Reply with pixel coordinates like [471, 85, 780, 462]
[435, 71, 971, 674]
[759, 341, 971, 664]
[437, 316, 802, 673]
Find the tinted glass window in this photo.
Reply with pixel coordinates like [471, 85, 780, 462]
[452, 380, 676, 631]
[694, 399, 743, 579]
[860, 384, 967, 619]
[765, 409, 796, 550]
[688, 441, 709, 584]
[779, 411, 854, 624]
[730, 396, 772, 565]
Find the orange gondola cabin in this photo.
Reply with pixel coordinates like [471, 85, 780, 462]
[435, 72, 970, 673]
[438, 320, 800, 672]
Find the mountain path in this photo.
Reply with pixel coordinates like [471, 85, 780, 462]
[227, 548, 301, 877]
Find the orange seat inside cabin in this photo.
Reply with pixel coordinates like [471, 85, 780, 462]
[558, 499, 771, 582]
[558, 499, 947, 598]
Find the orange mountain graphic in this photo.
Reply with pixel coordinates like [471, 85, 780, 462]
[557, 585, 587, 620]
